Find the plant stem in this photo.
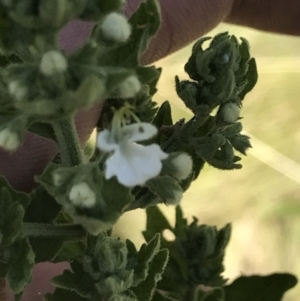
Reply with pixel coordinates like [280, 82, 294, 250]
[52, 117, 84, 167]
[23, 223, 86, 240]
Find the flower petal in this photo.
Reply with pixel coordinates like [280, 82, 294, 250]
[97, 129, 118, 152]
[123, 123, 158, 142]
[105, 142, 168, 187]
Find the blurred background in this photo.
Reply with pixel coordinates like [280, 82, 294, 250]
[113, 23, 300, 300]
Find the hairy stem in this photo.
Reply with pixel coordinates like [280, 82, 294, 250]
[23, 223, 86, 240]
[52, 117, 85, 167]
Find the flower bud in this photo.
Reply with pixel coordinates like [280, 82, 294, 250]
[0, 128, 20, 151]
[101, 12, 131, 43]
[163, 153, 193, 180]
[166, 188, 183, 205]
[8, 81, 28, 101]
[69, 182, 96, 208]
[117, 75, 141, 99]
[219, 102, 240, 123]
[40, 50, 68, 76]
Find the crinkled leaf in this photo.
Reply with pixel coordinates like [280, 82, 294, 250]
[184, 37, 212, 81]
[227, 134, 252, 155]
[54, 241, 86, 262]
[52, 268, 95, 299]
[6, 238, 35, 294]
[239, 58, 258, 100]
[132, 85, 158, 122]
[132, 233, 161, 285]
[132, 248, 169, 301]
[224, 273, 298, 301]
[0, 176, 30, 209]
[147, 176, 183, 205]
[0, 188, 24, 246]
[37, 163, 134, 233]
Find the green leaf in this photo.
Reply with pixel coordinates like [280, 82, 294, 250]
[229, 134, 251, 156]
[224, 273, 298, 301]
[147, 176, 183, 205]
[44, 288, 89, 301]
[52, 268, 94, 299]
[132, 248, 169, 301]
[174, 206, 188, 241]
[132, 85, 158, 123]
[143, 206, 172, 242]
[54, 241, 86, 262]
[132, 233, 161, 285]
[29, 237, 65, 263]
[24, 186, 61, 223]
[239, 57, 258, 100]
[37, 163, 134, 234]
[0, 176, 30, 209]
[104, 67, 134, 95]
[6, 238, 35, 294]
[0, 189, 24, 246]
[152, 101, 173, 128]
[136, 66, 162, 95]
[184, 37, 211, 81]
[27, 121, 57, 141]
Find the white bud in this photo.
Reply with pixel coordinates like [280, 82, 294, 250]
[69, 182, 96, 208]
[0, 128, 20, 151]
[52, 173, 64, 187]
[220, 103, 240, 123]
[171, 153, 193, 180]
[101, 12, 131, 43]
[166, 188, 183, 206]
[8, 81, 28, 101]
[118, 75, 141, 98]
[40, 50, 67, 76]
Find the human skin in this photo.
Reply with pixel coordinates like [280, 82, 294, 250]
[2, 0, 300, 300]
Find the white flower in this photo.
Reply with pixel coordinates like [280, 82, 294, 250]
[171, 153, 193, 180]
[0, 128, 19, 151]
[8, 81, 28, 101]
[117, 75, 141, 98]
[69, 182, 96, 208]
[220, 103, 240, 123]
[101, 12, 131, 43]
[97, 123, 168, 187]
[40, 50, 68, 76]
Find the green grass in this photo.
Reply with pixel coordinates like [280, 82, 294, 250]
[113, 23, 300, 301]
